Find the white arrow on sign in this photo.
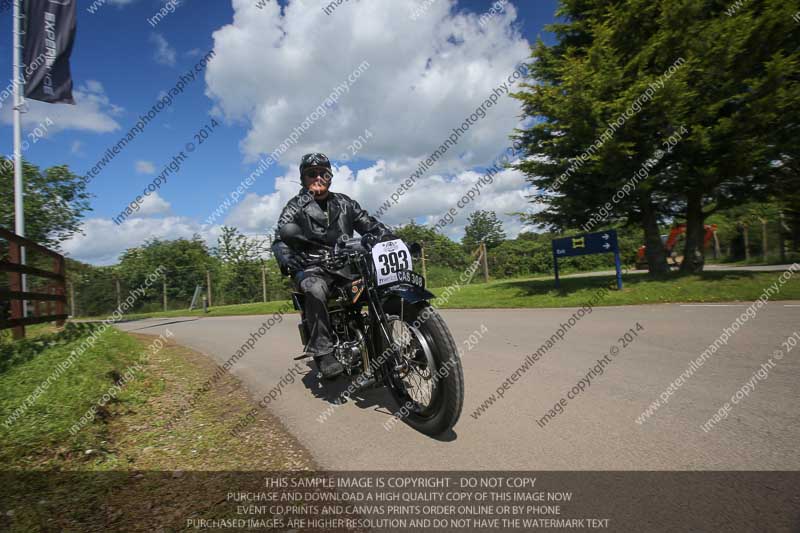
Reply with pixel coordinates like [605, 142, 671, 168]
[603, 243, 611, 249]
[602, 233, 610, 240]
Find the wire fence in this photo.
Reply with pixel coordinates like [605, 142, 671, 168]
[25, 218, 798, 318]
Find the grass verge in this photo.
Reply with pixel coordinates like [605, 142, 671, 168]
[438, 269, 800, 308]
[0, 326, 314, 531]
[94, 269, 800, 320]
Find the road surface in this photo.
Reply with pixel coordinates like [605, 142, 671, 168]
[118, 302, 800, 471]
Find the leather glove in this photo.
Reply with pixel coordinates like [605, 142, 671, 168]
[360, 234, 378, 251]
[361, 232, 397, 251]
[281, 251, 309, 276]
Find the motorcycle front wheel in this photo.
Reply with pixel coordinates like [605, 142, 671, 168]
[381, 301, 464, 436]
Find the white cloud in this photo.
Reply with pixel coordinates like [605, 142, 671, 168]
[205, 0, 530, 171]
[62, 160, 540, 265]
[62, 216, 217, 266]
[225, 159, 539, 243]
[136, 160, 156, 174]
[150, 33, 177, 66]
[1, 81, 121, 134]
[70, 140, 84, 155]
[133, 191, 172, 217]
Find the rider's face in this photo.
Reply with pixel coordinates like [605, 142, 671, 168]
[302, 167, 332, 198]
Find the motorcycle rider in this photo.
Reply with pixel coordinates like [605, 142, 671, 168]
[271, 153, 395, 379]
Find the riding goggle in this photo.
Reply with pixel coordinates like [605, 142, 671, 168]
[302, 169, 333, 182]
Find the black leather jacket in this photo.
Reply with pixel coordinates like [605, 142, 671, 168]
[271, 189, 393, 274]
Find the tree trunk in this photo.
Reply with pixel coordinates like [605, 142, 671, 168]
[680, 190, 705, 273]
[759, 218, 768, 263]
[640, 197, 669, 274]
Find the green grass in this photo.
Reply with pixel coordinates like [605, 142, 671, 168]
[91, 269, 800, 320]
[0, 327, 149, 469]
[707, 254, 800, 267]
[437, 270, 800, 308]
[0, 322, 61, 345]
[81, 300, 294, 322]
[0, 325, 315, 530]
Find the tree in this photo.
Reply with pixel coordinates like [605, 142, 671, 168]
[117, 236, 214, 310]
[511, 0, 800, 273]
[394, 220, 468, 270]
[213, 227, 270, 304]
[462, 211, 506, 251]
[0, 158, 91, 249]
[511, 0, 680, 273]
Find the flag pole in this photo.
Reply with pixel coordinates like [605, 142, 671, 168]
[12, 0, 27, 317]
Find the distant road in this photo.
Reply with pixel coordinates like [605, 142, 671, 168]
[118, 301, 800, 471]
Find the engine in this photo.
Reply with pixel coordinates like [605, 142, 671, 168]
[329, 310, 368, 374]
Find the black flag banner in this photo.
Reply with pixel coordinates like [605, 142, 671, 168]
[23, 0, 77, 104]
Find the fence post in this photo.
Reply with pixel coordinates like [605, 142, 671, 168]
[68, 281, 76, 317]
[779, 212, 788, 263]
[8, 240, 24, 339]
[206, 269, 213, 307]
[54, 254, 66, 326]
[481, 242, 489, 283]
[420, 241, 427, 280]
[115, 277, 121, 310]
[743, 223, 750, 261]
[163, 276, 168, 312]
[261, 265, 267, 303]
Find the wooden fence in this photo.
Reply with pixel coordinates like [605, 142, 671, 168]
[0, 227, 67, 339]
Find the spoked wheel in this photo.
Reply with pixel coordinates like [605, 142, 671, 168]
[382, 302, 464, 436]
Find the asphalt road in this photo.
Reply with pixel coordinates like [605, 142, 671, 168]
[118, 301, 800, 471]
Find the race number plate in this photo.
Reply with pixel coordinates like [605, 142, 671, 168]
[371, 239, 413, 286]
[395, 269, 425, 288]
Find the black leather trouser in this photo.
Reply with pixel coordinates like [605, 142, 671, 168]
[295, 268, 336, 357]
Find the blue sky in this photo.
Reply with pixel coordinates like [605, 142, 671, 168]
[0, 0, 560, 264]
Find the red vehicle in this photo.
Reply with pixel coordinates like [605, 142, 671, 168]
[636, 224, 717, 269]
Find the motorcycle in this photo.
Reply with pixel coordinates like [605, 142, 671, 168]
[279, 223, 464, 436]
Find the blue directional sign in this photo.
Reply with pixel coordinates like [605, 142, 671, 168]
[552, 230, 623, 290]
[552, 230, 619, 258]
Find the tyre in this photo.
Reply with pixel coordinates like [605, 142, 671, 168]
[381, 301, 464, 436]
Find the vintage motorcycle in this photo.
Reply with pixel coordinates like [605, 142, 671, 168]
[279, 223, 464, 436]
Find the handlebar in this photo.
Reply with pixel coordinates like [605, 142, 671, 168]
[301, 238, 368, 270]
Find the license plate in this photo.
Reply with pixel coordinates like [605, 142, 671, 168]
[395, 269, 425, 288]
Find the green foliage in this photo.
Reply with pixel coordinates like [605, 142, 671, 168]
[0, 323, 102, 374]
[462, 210, 507, 250]
[0, 158, 92, 249]
[435, 270, 800, 310]
[511, 0, 800, 272]
[707, 199, 797, 262]
[488, 227, 641, 278]
[394, 221, 469, 270]
[213, 227, 269, 305]
[117, 236, 213, 311]
[0, 327, 143, 468]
